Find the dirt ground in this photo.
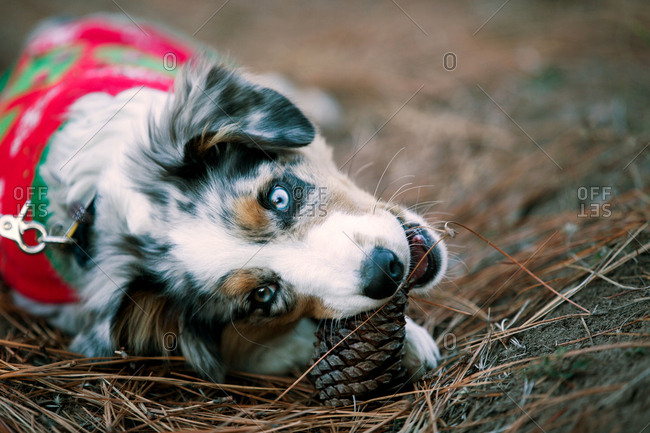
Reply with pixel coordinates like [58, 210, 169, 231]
[1, 1, 649, 432]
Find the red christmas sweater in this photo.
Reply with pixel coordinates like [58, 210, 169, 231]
[0, 16, 193, 303]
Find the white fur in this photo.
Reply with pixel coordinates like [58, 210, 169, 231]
[402, 316, 441, 381]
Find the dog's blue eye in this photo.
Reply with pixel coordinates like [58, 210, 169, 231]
[253, 285, 276, 304]
[269, 186, 290, 211]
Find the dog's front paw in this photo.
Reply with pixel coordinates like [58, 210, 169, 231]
[402, 316, 441, 382]
[69, 324, 115, 358]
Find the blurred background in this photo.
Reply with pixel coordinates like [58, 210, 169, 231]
[3, 0, 648, 234]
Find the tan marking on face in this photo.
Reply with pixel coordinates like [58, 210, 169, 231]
[301, 296, 338, 319]
[219, 269, 266, 298]
[219, 295, 335, 366]
[112, 291, 180, 356]
[233, 196, 270, 232]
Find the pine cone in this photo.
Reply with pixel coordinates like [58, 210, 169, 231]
[308, 289, 409, 407]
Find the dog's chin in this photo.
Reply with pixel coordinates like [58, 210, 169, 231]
[320, 295, 390, 319]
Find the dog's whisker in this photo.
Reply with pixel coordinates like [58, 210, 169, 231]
[384, 182, 414, 208]
[352, 161, 375, 179]
[375, 175, 415, 206]
[416, 201, 444, 216]
[372, 147, 406, 214]
[405, 200, 442, 212]
[387, 184, 439, 207]
[389, 200, 439, 215]
[387, 200, 441, 217]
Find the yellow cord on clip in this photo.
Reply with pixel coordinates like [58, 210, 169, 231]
[65, 221, 80, 239]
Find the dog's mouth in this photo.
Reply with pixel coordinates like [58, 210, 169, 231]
[403, 222, 440, 288]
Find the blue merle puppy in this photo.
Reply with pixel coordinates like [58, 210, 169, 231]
[10, 17, 447, 383]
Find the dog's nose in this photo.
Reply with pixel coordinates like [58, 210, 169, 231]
[361, 248, 404, 299]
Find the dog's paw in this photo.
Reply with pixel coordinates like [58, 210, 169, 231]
[402, 316, 441, 382]
[69, 322, 115, 358]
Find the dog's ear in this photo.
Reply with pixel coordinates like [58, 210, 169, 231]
[156, 58, 315, 155]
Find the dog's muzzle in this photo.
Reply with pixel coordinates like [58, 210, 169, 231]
[359, 222, 442, 300]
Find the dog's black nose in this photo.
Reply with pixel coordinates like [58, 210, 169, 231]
[361, 248, 404, 299]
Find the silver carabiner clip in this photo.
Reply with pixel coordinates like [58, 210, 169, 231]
[0, 201, 48, 254]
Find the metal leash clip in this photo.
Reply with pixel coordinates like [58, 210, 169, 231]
[0, 200, 74, 254]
